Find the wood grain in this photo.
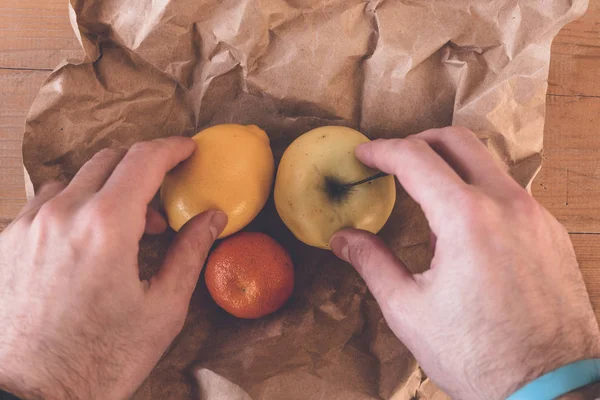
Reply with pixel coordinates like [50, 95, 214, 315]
[573, 234, 600, 320]
[547, 0, 600, 97]
[0, 69, 50, 224]
[533, 96, 600, 233]
[0, 0, 81, 69]
[529, 1, 600, 235]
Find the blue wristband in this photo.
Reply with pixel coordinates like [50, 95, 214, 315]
[506, 359, 600, 400]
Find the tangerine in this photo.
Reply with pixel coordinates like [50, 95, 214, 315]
[205, 232, 294, 319]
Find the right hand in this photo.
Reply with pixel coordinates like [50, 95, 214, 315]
[330, 127, 600, 400]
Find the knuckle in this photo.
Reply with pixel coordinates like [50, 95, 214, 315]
[176, 234, 209, 265]
[94, 147, 116, 158]
[92, 147, 124, 161]
[417, 127, 446, 142]
[348, 237, 376, 268]
[86, 202, 114, 222]
[456, 189, 498, 228]
[166, 306, 187, 336]
[383, 293, 407, 314]
[449, 126, 475, 138]
[150, 137, 171, 147]
[36, 180, 66, 195]
[393, 137, 430, 156]
[174, 309, 188, 331]
[81, 201, 119, 241]
[510, 189, 541, 218]
[10, 215, 33, 234]
[129, 141, 158, 156]
[553, 220, 570, 239]
[36, 199, 68, 221]
[33, 200, 70, 236]
[458, 188, 484, 208]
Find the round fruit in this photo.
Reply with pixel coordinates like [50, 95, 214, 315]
[205, 232, 294, 319]
[274, 126, 396, 249]
[161, 124, 274, 238]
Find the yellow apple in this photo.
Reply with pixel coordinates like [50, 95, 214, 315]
[274, 126, 396, 249]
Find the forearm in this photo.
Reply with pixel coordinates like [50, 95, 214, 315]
[0, 361, 81, 400]
[558, 382, 600, 400]
[0, 337, 92, 400]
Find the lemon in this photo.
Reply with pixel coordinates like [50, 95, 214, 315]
[161, 124, 274, 238]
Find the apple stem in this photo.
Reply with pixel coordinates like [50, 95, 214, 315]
[341, 172, 388, 190]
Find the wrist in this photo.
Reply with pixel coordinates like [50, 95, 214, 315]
[1, 326, 147, 400]
[0, 333, 91, 400]
[506, 359, 600, 400]
[557, 381, 600, 399]
[498, 331, 600, 400]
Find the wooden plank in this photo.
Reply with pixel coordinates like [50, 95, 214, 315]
[532, 95, 600, 233]
[572, 234, 600, 322]
[548, 0, 600, 96]
[0, 0, 81, 70]
[0, 69, 50, 219]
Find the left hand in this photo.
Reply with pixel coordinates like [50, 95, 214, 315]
[0, 137, 227, 400]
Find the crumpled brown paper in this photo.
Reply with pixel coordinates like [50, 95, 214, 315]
[21, 0, 586, 398]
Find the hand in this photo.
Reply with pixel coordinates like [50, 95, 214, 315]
[330, 127, 600, 400]
[0, 137, 227, 400]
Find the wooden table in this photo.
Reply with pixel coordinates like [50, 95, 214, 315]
[1, 0, 600, 318]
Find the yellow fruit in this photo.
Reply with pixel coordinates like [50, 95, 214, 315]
[274, 126, 396, 249]
[161, 124, 274, 238]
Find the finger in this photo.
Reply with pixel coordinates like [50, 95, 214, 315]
[145, 206, 168, 235]
[14, 181, 66, 220]
[429, 230, 437, 255]
[356, 138, 469, 231]
[99, 136, 196, 215]
[150, 210, 228, 301]
[330, 229, 419, 312]
[415, 127, 521, 196]
[63, 147, 128, 199]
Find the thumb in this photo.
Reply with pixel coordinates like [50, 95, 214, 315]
[151, 210, 228, 300]
[330, 229, 418, 313]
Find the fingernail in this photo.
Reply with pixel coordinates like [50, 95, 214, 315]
[330, 235, 349, 262]
[209, 211, 228, 240]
